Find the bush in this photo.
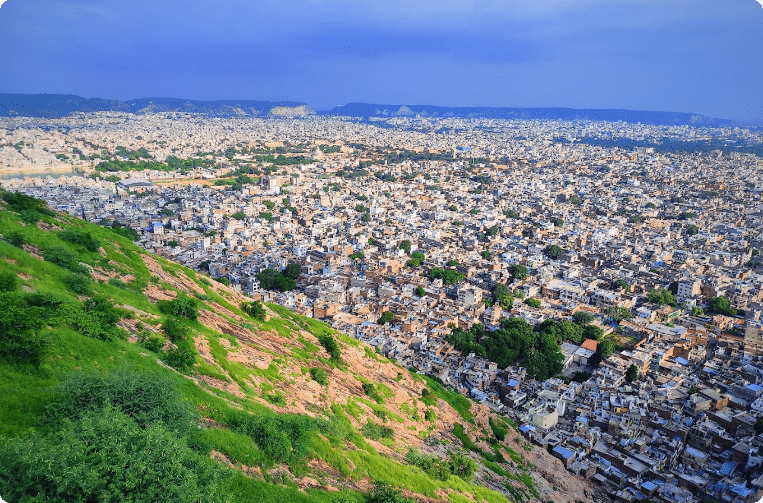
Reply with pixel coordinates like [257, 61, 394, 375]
[43, 368, 199, 434]
[369, 481, 414, 503]
[162, 345, 197, 372]
[318, 333, 341, 360]
[405, 449, 452, 481]
[0, 406, 220, 503]
[360, 421, 394, 441]
[227, 412, 320, 467]
[241, 300, 266, 321]
[44, 245, 78, 270]
[420, 388, 437, 406]
[310, 367, 328, 386]
[448, 452, 477, 480]
[158, 294, 200, 321]
[63, 273, 92, 295]
[163, 317, 190, 343]
[0, 292, 48, 367]
[139, 333, 166, 353]
[0, 271, 18, 292]
[3, 231, 26, 247]
[59, 230, 101, 252]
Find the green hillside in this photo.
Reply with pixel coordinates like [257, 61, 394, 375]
[0, 190, 557, 503]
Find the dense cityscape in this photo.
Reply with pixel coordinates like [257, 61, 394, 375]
[3, 111, 763, 503]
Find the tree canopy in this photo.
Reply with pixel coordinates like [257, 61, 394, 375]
[544, 244, 564, 259]
[707, 296, 737, 316]
[445, 318, 564, 381]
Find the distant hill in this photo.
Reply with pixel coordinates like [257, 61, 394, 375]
[0, 94, 735, 126]
[0, 94, 315, 118]
[326, 102, 734, 127]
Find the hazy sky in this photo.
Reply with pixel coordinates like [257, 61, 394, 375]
[0, 0, 761, 121]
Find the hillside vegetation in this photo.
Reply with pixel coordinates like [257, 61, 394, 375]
[0, 190, 589, 503]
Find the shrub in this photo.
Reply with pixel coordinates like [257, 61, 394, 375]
[158, 294, 199, 321]
[448, 452, 477, 480]
[369, 481, 414, 503]
[405, 449, 452, 481]
[163, 317, 190, 343]
[0, 292, 48, 367]
[3, 231, 26, 247]
[360, 421, 394, 441]
[318, 333, 341, 360]
[241, 300, 266, 321]
[42, 368, 199, 434]
[310, 367, 328, 386]
[59, 230, 101, 252]
[139, 333, 166, 353]
[162, 345, 197, 372]
[420, 388, 437, 406]
[0, 271, 18, 292]
[227, 412, 320, 467]
[63, 273, 92, 295]
[44, 245, 78, 270]
[0, 406, 220, 503]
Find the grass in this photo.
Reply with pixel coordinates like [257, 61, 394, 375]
[452, 423, 480, 453]
[422, 376, 473, 422]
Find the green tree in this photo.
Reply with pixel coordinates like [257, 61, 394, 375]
[707, 296, 737, 316]
[430, 267, 464, 285]
[605, 305, 633, 323]
[379, 311, 394, 325]
[613, 279, 631, 292]
[492, 283, 514, 310]
[544, 244, 564, 259]
[398, 239, 412, 254]
[523, 298, 541, 308]
[256, 268, 297, 291]
[572, 311, 594, 325]
[756, 417, 763, 435]
[582, 324, 604, 341]
[508, 263, 529, 281]
[407, 251, 425, 268]
[686, 224, 699, 236]
[646, 288, 677, 307]
[596, 339, 616, 361]
[625, 364, 639, 383]
[231, 211, 245, 220]
[414, 286, 426, 297]
[283, 262, 302, 280]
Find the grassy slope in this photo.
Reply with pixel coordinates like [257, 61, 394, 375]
[0, 202, 532, 503]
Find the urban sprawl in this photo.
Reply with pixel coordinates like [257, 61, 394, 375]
[3, 111, 763, 503]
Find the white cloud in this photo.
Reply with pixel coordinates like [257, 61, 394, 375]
[0, 0, 7, 8]
[757, 0, 763, 7]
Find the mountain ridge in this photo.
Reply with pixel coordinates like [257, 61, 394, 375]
[0, 93, 735, 126]
[327, 102, 734, 126]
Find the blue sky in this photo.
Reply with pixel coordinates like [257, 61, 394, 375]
[0, 0, 761, 121]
